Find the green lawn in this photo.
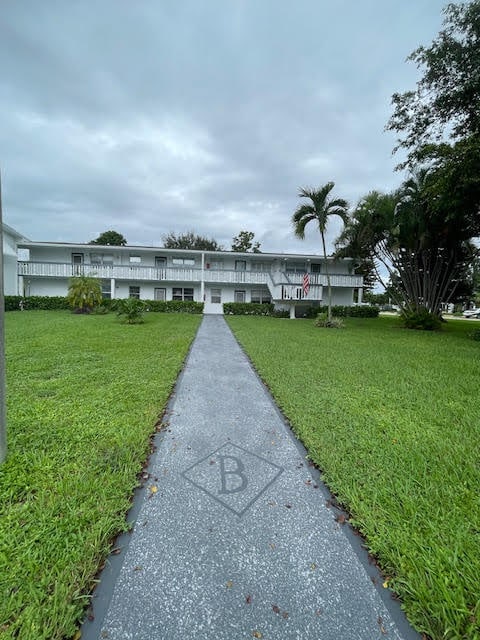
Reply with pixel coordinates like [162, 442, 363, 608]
[227, 315, 480, 640]
[0, 311, 201, 640]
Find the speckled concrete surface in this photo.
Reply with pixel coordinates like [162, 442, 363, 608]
[81, 315, 420, 640]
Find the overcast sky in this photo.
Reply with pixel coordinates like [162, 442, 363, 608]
[1, 1, 449, 255]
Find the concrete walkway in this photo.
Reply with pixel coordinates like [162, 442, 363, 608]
[81, 316, 419, 640]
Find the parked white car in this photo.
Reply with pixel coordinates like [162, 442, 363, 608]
[462, 308, 480, 318]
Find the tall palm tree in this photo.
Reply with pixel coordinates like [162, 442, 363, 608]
[292, 182, 349, 320]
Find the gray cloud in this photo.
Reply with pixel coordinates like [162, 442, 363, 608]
[1, 0, 447, 254]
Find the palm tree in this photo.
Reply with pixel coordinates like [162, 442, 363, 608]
[67, 275, 102, 313]
[292, 182, 349, 321]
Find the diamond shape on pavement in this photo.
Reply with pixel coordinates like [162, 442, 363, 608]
[182, 442, 284, 517]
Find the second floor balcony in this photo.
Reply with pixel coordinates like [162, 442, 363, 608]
[17, 261, 363, 288]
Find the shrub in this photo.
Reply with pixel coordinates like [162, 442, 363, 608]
[314, 312, 345, 329]
[223, 302, 275, 316]
[401, 309, 442, 331]
[67, 276, 102, 313]
[113, 298, 146, 324]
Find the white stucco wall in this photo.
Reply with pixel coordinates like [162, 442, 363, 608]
[23, 278, 68, 297]
[2, 225, 21, 295]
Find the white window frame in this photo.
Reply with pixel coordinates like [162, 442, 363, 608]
[285, 261, 307, 274]
[235, 260, 247, 271]
[210, 288, 221, 303]
[234, 290, 246, 303]
[154, 288, 166, 301]
[129, 286, 140, 299]
[251, 289, 271, 304]
[101, 280, 111, 299]
[172, 287, 195, 301]
[250, 262, 271, 272]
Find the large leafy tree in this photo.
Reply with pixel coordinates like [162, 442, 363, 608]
[336, 175, 477, 321]
[89, 230, 127, 246]
[377, 0, 480, 325]
[231, 230, 261, 253]
[162, 231, 223, 251]
[387, 0, 480, 168]
[292, 182, 349, 321]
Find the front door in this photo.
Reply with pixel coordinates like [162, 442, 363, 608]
[203, 288, 223, 314]
[72, 253, 84, 275]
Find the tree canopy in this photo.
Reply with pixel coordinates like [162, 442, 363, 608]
[89, 230, 127, 246]
[162, 231, 223, 251]
[387, 0, 480, 168]
[336, 172, 477, 319]
[340, 0, 480, 326]
[231, 230, 261, 253]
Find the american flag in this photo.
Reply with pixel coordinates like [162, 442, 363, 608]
[302, 273, 310, 297]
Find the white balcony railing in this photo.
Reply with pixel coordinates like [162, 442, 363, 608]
[267, 282, 323, 302]
[285, 272, 363, 288]
[17, 262, 271, 285]
[17, 262, 362, 289]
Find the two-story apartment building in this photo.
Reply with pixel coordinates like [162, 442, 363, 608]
[5, 227, 363, 315]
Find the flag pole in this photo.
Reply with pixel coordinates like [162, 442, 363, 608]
[0, 170, 6, 463]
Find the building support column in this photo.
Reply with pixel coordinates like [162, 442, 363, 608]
[289, 304, 296, 319]
[200, 252, 205, 302]
[110, 278, 116, 300]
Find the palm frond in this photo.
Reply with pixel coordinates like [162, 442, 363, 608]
[292, 204, 316, 239]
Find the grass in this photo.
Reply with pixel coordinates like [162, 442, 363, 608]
[0, 311, 201, 640]
[227, 315, 480, 640]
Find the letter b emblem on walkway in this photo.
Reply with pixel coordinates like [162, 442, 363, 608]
[218, 455, 248, 495]
[182, 442, 283, 516]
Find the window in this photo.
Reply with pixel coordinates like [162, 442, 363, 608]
[285, 261, 306, 274]
[155, 256, 167, 267]
[234, 290, 246, 303]
[101, 280, 111, 299]
[207, 259, 223, 270]
[251, 262, 271, 272]
[211, 289, 221, 303]
[154, 288, 166, 301]
[172, 287, 194, 301]
[129, 255, 141, 264]
[72, 253, 84, 275]
[311, 263, 322, 273]
[129, 286, 140, 299]
[172, 258, 195, 266]
[235, 260, 247, 271]
[91, 253, 114, 266]
[251, 290, 271, 304]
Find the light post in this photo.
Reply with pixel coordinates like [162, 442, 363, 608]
[0, 171, 6, 463]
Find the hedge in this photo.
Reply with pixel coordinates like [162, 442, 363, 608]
[143, 300, 204, 314]
[4, 295, 70, 311]
[4, 296, 203, 314]
[302, 304, 379, 318]
[223, 302, 275, 316]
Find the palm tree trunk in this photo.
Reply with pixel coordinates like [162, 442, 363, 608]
[321, 231, 332, 321]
